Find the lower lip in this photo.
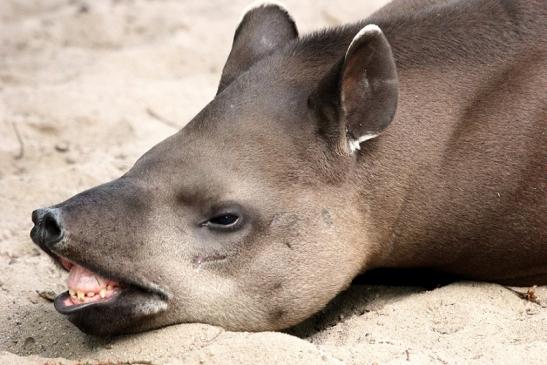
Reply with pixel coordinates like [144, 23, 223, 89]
[54, 290, 119, 314]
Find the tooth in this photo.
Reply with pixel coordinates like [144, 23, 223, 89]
[107, 285, 112, 290]
[100, 288, 106, 298]
[87, 292, 95, 297]
[69, 289, 75, 297]
[77, 291, 85, 301]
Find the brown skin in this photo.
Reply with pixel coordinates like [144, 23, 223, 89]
[30, 0, 546, 336]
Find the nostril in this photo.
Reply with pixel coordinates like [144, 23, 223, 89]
[32, 208, 64, 247]
[43, 213, 62, 242]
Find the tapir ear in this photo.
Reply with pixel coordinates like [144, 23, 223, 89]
[217, 3, 298, 94]
[311, 24, 398, 154]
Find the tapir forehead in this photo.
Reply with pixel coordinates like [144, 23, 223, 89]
[127, 105, 316, 193]
[134, 83, 313, 164]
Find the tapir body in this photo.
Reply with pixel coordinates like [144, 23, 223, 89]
[31, 0, 546, 336]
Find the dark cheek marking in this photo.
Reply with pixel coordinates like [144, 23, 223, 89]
[321, 208, 333, 226]
[270, 213, 301, 229]
[272, 282, 283, 291]
[270, 309, 287, 322]
[284, 241, 292, 249]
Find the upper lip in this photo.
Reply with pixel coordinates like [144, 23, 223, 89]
[36, 240, 169, 305]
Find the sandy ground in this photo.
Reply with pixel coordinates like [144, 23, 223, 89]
[1, 0, 546, 364]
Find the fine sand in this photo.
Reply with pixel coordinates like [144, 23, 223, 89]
[1, 1, 546, 364]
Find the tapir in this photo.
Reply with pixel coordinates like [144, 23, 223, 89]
[30, 0, 546, 336]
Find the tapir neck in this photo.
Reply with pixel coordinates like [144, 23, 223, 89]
[344, 0, 546, 280]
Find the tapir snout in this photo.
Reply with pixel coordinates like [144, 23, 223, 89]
[30, 1, 547, 336]
[31, 208, 64, 249]
[31, 178, 172, 335]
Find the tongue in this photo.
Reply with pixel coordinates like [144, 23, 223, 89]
[67, 264, 110, 293]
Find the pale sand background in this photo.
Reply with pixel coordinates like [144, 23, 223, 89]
[0, 0, 546, 364]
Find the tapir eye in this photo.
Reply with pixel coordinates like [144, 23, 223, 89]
[210, 214, 239, 226]
[203, 213, 242, 231]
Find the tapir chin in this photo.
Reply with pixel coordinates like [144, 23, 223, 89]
[30, 0, 546, 336]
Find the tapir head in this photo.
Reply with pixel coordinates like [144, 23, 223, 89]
[30, 4, 398, 336]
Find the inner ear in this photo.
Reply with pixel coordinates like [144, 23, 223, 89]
[217, 3, 298, 94]
[310, 24, 399, 154]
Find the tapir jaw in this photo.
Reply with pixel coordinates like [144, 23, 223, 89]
[37, 243, 170, 336]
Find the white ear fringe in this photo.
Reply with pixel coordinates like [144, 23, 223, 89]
[348, 133, 379, 153]
[346, 24, 382, 59]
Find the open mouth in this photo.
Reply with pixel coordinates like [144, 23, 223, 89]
[38, 249, 170, 335]
[54, 257, 122, 314]
[42, 249, 168, 319]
